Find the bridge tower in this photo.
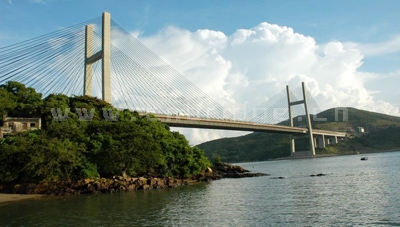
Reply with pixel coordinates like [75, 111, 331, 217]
[84, 12, 111, 103]
[286, 82, 316, 156]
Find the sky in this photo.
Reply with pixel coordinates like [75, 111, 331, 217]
[1, 0, 400, 145]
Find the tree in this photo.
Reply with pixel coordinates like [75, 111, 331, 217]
[0, 88, 16, 117]
[0, 131, 86, 182]
[138, 117, 211, 177]
[41, 93, 70, 126]
[0, 81, 42, 117]
[87, 121, 165, 177]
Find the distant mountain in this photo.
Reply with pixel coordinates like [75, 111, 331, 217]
[197, 107, 400, 163]
[312, 107, 400, 131]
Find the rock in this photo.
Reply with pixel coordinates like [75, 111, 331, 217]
[310, 173, 326, 177]
[167, 178, 178, 188]
[127, 184, 136, 191]
[138, 177, 147, 185]
[144, 184, 151, 190]
[0, 162, 269, 195]
[147, 178, 157, 186]
[271, 176, 286, 179]
[211, 162, 269, 178]
[154, 178, 166, 189]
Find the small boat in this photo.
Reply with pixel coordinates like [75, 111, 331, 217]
[360, 157, 368, 161]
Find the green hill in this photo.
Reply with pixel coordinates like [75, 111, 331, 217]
[197, 107, 400, 163]
[312, 107, 400, 130]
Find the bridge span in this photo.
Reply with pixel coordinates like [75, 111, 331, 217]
[149, 114, 347, 142]
[153, 114, 307, 134]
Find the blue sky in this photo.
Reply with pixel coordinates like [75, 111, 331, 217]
[2, 0, 400, 144]
[1, 0, 399, 42]
[2, 0, 400, 73]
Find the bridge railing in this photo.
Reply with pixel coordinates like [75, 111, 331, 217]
[137, 111, 264, 124]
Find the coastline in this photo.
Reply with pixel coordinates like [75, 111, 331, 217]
[0, 162, 268, 199]
[0, 193, 44, 204]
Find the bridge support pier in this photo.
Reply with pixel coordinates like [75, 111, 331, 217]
[315, 135, 326, 148]
[315, 135, 340, 148]
[286, 82, 316, 156]
[84, 12, 111, 103]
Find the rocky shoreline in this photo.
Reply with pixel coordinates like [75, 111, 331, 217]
[0, 162, 269, 196]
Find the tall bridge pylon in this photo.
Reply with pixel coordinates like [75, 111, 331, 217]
[84, 12, 111, 103]
[286, 82, 316, 156]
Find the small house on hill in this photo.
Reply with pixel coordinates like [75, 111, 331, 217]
[357, 126, 365, 133]
[0, 115, 41, 138]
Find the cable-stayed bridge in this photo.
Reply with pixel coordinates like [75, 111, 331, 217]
[0, 12, 345, 156]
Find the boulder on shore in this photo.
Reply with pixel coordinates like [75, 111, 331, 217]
[0, 163, 269, 195]
[0, 176, 190, 195]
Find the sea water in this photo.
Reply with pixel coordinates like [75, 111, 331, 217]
[1, 151, 400, 226]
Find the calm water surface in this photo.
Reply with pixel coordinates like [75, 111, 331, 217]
[1, 151, 400, 226]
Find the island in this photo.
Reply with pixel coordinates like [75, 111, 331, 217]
[0, 81, 266, 196]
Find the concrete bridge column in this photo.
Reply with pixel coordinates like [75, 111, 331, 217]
[327, 135, 338, 145]
[290, 135, 295, 155]
[286, 82, 316, 156]
[102, 12, 111, 104]
[286, 85, 295, 155]
[302, 82, 315, 155]
[84, 25, 93, 96]
[84, 12, 111, 103]
[315, 134, 342, 148]
[316, 135, 326, 148]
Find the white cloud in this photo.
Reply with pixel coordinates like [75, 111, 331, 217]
[138, 27, 231, 100]
[364, 70, 400, 108]
[344, 34, 400, 57]
[134, 23, 400, 145]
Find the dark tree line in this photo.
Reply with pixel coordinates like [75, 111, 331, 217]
[0, 81, 211, 183]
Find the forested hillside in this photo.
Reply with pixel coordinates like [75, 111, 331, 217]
[0, 81, 211, 183]
[198, 107, 400, 162]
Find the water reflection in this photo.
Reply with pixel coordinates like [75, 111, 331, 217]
[1, 151, 400, 226]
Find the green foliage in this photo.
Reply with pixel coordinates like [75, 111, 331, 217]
[87, 121, 165, 177]
[312, 107, 400, 130]
[0, 81, 211, 183]
[132, 116, 211, 177]
[352, 126, 400, 150]
[0, 132, 85, 182]
[0, 81, 43, 117]
[198, 132, 294, 162]
[80, 158, 100, 179]
[199, 108, 400, 162]
[41, 93, 70, 126]
[0, 89, 16, 117]
[213, 155, 221, 165]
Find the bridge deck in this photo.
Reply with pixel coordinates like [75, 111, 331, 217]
[148, 114, 346, 137]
